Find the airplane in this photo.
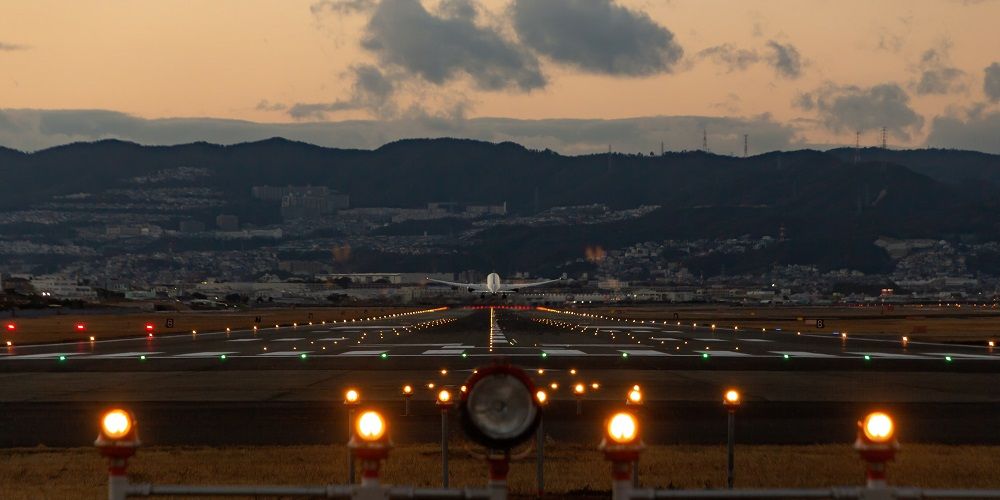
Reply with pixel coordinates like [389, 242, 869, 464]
[426, 272, 566, 295]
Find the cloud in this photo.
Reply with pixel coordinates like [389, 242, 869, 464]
[0, 42, 28, 51]
[697, 44, 760, 72]
[289, 64, 397, 120]
[255, 100, 286, 112]
[914, 44, 966, 95]
[511, 0, 683, 76]
[310, 0, 375, 15]
[985, 62, 1000, 102]
[926, 107, 1000, 153]
[795, 83, 924, 139]
[359, 0, 545, 91]
[765, 40, 802, 79]
[0, 109, 797, 155]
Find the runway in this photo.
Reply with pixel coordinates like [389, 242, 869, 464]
[2, 307, 998, 447]
[1, 307, 997, 371]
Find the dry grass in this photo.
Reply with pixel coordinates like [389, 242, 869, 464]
[1, 307, 422, 345]
[4, 443, 1000, 499]
[585, 305, 1000, 342]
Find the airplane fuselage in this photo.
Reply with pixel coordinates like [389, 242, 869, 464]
[486, 272, 501, 293]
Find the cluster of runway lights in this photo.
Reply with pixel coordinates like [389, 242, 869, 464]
[93, 393, 915, 500]
[535, 307, 999, 359]
[2, 307, 448, 348]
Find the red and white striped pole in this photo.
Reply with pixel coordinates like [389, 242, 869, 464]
[487, 451, 510, 500]
[854, 412, 898, 489]
[349, 410, 392, 492]
[601, 412, 643, 500]
[95, 409, 140, 500]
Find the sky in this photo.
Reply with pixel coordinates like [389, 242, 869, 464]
[1, 0, 998, 154]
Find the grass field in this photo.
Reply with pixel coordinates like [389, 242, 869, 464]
[4, 443, 999, 499]
[0, 306, 428, 345]
[581, 305, 1000, 343]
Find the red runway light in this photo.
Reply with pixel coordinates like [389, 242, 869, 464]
[75, 323, 86, 331]
[5, 323, 14, 332]
[144, 323, 154, 332]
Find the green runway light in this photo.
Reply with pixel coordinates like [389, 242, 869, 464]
[140, 355, 146, 361]
[541, 352, 548, 358]
[622, 352, 629, 358]
[945, 356, 953, 362]
[58, 355, 66, 362]
[783, 354, 790, 359]
[220, 354, 227, 360]
[864, 355, 871, 361]
[461, 352, 467, 358]
[380, 352, 388, 359]
[300, 353, 307, 359]
[702, 353, 709, 359]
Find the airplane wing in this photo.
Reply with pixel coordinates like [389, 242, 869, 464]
[498, 274, 567, 292]
[425, 278, 487, 292]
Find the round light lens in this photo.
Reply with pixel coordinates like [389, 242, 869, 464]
[466, 373, 538, 441]
[607, 412, 638, 444]
[863, 412, 894, 442]
[574, 383, 585, 395]
[403, 385, 413, 395]
[102, 409, 132, 439]
[628, 389, 642, 403]
[725, 389, 740, 404]
[535, 390, 547, 404]
[345, 389, 359, 403]
[438, 389, 451, 403]
[356, 411, 386, 441]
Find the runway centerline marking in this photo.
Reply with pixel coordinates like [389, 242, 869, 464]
[87, 351, 164, 359]
[172, 351, 236, 358]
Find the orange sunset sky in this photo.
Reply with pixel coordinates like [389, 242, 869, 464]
[1, 0, 998, 153]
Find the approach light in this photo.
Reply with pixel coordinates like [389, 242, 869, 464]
[627, 389, 642, 404]
[345, 389, 360, 404]
[101, 409, 133, 440]
[5, 323, 15, 331]
[75, 323, 86, 331]
[591, 382, 600, 390]
[437, 389, 451, 403]
[535, 390, 547, 404]
[549, 382, 559, 390]
[461, 364, 540, 450]
[356, 411, 386, 441]
[402, 385, 413, 395]
[573, 383, 586, 395]
[861, 412, 895, 443]
[724, 389, 741, 407]
[145, 323, 154, 332]
[606, 412, 638, 444]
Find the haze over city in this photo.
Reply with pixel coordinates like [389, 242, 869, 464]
[1, 0, 999, 153]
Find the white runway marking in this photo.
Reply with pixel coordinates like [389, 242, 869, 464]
[697, 350, 751, 357]
[2, 352, 87, 360]
[738, 339, 775, 342]
[338, 350, 387, 356]
[542, 349, 586, 355]
[422, 349, 466, 355]
[226, 338, 260, 342]
[316, 337, 348, 342]
[271, 338, 304, 342]
[695, 338, 726, 342]
[172, 351, 236, 358]
[619, 349, 670, 356]
[88, 351, 163, 359]
[328, 326, 397, 329]
[259, 351, 311, 357]
[926, 352, 1000, 360]
[650, 337, 680, 341]
[771, 351, 838, 358]
[847, 352, 931, 359]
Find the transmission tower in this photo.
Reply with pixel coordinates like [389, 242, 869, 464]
[702, 129, 709, 152]
[881, 127, 887, 150]
[854, 131, 861, 163]
[743, 134, 749, 158]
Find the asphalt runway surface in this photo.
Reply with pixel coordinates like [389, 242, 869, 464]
[1, 307, 998, 447]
